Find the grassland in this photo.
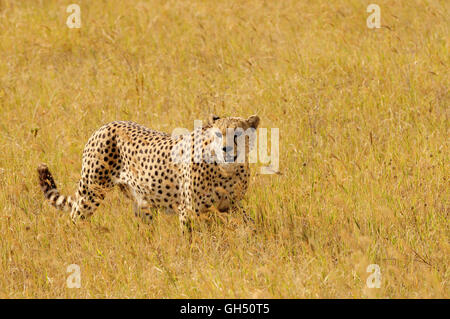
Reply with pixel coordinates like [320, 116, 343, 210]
[0, 0, 448, 298]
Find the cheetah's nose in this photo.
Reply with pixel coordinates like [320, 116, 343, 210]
[222, 146, 233, 153]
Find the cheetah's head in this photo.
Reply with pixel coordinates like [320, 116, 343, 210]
[203, 114, 260, 172]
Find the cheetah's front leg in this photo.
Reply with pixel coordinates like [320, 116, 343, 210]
[173, 203, 192, 234]
[133, 201, 155, 224]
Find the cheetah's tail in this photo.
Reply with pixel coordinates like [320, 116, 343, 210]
[37, 163, 74, 212]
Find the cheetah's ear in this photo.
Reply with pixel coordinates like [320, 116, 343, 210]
[247, 115, 260, 129]
[208, 114, 221, 124]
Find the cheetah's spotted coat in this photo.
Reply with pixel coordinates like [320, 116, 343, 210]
[37, 115, 260, 231]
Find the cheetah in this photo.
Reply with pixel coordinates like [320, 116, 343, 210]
[37, 114, 260, 231]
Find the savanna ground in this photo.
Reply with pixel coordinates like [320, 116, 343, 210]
[0, 0, 448, 298]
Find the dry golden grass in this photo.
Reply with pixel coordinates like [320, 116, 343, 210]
[0, 0, 448, 298]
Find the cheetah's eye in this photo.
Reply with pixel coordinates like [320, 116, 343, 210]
[215, 131, 222, 138]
